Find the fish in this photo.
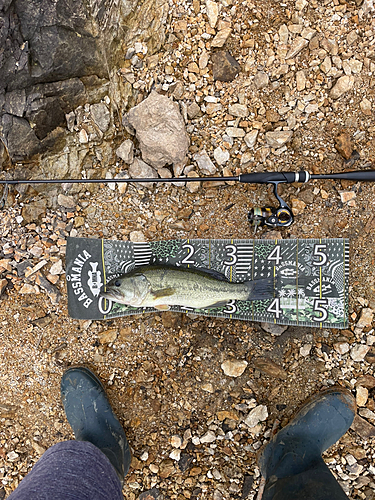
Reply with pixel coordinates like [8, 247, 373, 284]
[100, 265, 275, 311]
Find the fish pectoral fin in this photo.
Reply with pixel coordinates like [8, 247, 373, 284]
[151, 287, 175, 298]
[205, 300, 229, 310]
[154, 304, 171, 311]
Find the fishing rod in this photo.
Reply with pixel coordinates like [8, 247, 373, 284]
[1, 168, 375, 229]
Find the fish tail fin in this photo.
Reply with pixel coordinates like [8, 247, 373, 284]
[245, 278, 275, 301]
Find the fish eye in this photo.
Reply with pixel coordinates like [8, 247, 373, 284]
[114, 280, 121, 287]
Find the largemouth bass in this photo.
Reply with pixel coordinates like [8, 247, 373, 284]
[100, 266, 275, 311]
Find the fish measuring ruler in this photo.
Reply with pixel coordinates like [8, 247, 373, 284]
[66, 237, 349, 328]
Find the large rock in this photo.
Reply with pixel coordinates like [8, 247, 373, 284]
[126, 91, 190, 175]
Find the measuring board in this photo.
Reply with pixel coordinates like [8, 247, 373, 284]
[66, 237, 349, 328]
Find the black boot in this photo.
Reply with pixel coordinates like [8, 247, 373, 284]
[258, 387, 356, 500]
[61, 366, 131, 485]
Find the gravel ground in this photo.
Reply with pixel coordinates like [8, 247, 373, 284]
[1, 0, 375, 499]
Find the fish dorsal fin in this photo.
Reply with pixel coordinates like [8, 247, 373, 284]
[151, 287, 176, 298]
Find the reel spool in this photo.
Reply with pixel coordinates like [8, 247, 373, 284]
[248, 205, 294, 230]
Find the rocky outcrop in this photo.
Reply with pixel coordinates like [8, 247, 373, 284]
[0, 0, 168, 165]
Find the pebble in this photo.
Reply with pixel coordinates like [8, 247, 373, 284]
[350, 344, 371, 362]
[291, 198, 306, 214]
[351, 415, 375, 439]
[205, 0, 219, 28]
[200, 430, 216, 443]
[355, 308, 374, 334]
[335, 133, 353, 160]
[295, 0, 308, 10]
[265, 130, 293, 148]
[221, 359, 248, 377]
[126, 91, 189, 171]
[79, 128, 89, 143]
[49, 259, 63, 275]
[129, 230, 146, 242]
[244, 130, 259, 148]
[98, 329, 118, 344]
[202, 382, 214, 393]
[285, 37, 308, 59]
[169, 449, 181, 461]
[213, 146, 229, 165]
[253, 71, 269, 90]
[193, 150, 217, 175]
[171, 435, 182, 448]
[211, 28, 232, 48]
[356, 374, 375, 389]
[300, 343, 312, 357]
[244, 405, 268, 428]
[90, 103, 110, 133]
[330, 76, 353, 100]
[129, 157, 158, 184]
[32, 440, 46, 455]
[334, 342, 350, 355]
[19, 283, 38, 294]
[228, 104, 249, 118]
[261, 322, 288, 336]
[7, 451, 19, 461]
[356, 386, 368, 407]
[360, 98, 372, 116]
[253, 357, 287, 380]
[116, 139, 134, 163]
[340, 191, 356, 203]
[217, 410, 239, 421]
[57, 194, 76, 209]
[226, 127, 245, 138]
[0, 278, 8, 296]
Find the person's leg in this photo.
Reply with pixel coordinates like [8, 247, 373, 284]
[258, 387, 356, 500]
[60, 366, 131, 484]
[8, 366, 131, 500]
[8, 440, 123, 500]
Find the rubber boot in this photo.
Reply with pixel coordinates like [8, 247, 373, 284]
[258, 387, 356, 500]
[61, 366, 131, 486]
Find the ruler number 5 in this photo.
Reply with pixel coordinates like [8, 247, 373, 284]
[313, 244, 327, 266]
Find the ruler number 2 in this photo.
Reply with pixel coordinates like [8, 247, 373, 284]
[181, 244, 195, 264]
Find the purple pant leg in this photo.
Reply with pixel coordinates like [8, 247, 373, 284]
[8, 441, 123, 500]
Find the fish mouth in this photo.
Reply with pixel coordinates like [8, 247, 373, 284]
[100, 289, 125, 303]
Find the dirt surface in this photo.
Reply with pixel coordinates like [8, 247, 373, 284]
[1, 0, 375, 499]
